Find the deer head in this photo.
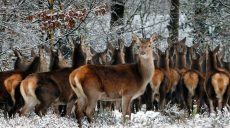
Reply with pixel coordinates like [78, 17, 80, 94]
[13, 49, 36, 71]
[206, 45, 220, 72]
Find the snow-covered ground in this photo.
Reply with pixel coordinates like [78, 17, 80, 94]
[1, 105, 230, 128]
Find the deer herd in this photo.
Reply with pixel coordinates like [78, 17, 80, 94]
[0, 33, 229, 126]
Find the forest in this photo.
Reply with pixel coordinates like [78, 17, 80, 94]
[0, 0, 230, 127]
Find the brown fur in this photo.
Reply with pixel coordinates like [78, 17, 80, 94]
[4, 74, 23, 104]
[205, 45, 230, 112]
[165, 68, 180, 94]
[150, 68, 164, 110]
[183, 72, 199, 96]
[19, 40, 86, 117]
[0, 54, 40, 118]
[151, 69, 164, 89]
[211, 73, 229, 98]
[70, 33, 157, 125]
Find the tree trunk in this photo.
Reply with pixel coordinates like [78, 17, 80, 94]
[167, 0, 180, 45]
[110, 0, 125, 34]
[193, 0, 207, 47]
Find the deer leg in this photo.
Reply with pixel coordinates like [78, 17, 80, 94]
[122, 96, 132, 122]
[58, 105, 67, 117]
[218, 97, 223, 111]
[209, 99, 215, 113]
[20, 104, 33, 116]
[65, 100, 75, 117]
[196, 97, 202, 114]
[75, 97, 87, 127]
[115, 100, 121, 111]
[85, 96, 98, 123]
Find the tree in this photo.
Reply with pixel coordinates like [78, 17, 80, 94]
[167, 0, 179, 45]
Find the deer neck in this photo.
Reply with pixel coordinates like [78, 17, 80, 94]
[137, 54, 155, 83]
[176, 53, 187, 69]
[191, 60, 199, 71]
[159, 57, 169, 70]
[206, 54, 218, 72]
[186, 50, 192, 69]
[200, 59, 206, 74]
[72, 46, 86, 68]
[125, 44, 135, 63]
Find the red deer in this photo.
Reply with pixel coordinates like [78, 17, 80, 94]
[173, 39, 202, 109]
[164, 39, 187, 107]
[0, 49, 41, 118]
[13, 49, 37, 71]
[124, 40, 142, 112]
[124, 40, 151, 112]
[69, 33, 157, 125]
[205, 45, 230, 113]
[2, 46, 57, 117]
[181, 50, 206, 114]
[89, 42, 115, 65]
[19, 39, 87, 117]
[216, 52, 230, 107]
[216, 52, 230, 72]
[150, 49, 169, 110]
[96, 41, 126, 111]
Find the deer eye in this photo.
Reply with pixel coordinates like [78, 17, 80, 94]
[149, 45, 151, 47]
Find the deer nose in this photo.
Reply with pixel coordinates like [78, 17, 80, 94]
[140, 51, 145, 55]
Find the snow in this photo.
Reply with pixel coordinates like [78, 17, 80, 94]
[1, 106, 229, 128]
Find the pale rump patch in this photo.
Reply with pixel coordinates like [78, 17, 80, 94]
[211, 73, 229, 99]
[4, 74, 23, 104]
[69, 71, 87, 99]
[151, 69, 164, 102]
[20, 76, 40, 115]
[151, 69, 164, 89]
[166, 69, 180, 93]
[183, 72, 199, 96]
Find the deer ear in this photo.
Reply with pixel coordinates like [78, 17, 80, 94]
[192, 43, 199, 48]
[107, 42, 115, 51]
[217, 51, 225, 60]
[150, 33, 158, 44]
[199, 53, 205, 62]
[213, 45, 220, 53]
[132, 33, 140, 44]
[157, 48, 163, 55]
[57, 49, 64, 59]
[99, 57, 103, 64]
[180, 37, 186, 44]
[13, 49, 22, 59]
[152, 51, 158, 60]
[195, 53, 200, 59]
[31, 49, 36, 57]
[165, 48, 169, 58]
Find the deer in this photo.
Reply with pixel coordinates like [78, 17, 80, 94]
[89, 42, 114, 65]
[19, 38, 87, 117]
[124, 39, 152, 112]
[149, 49, 169, 110]
[124, 40, 142, 112]
[69, 33, 157, 125]
[0, 48, 41, 118]
[3, 45, 58, 117]
[181, 50, 206, 114]
[96, 41, 127, 112]
[216, 52, 230, 72]
[216, 52, 230, 107]
[204, 45, 230, 113]
[12, 49, 37, 71]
